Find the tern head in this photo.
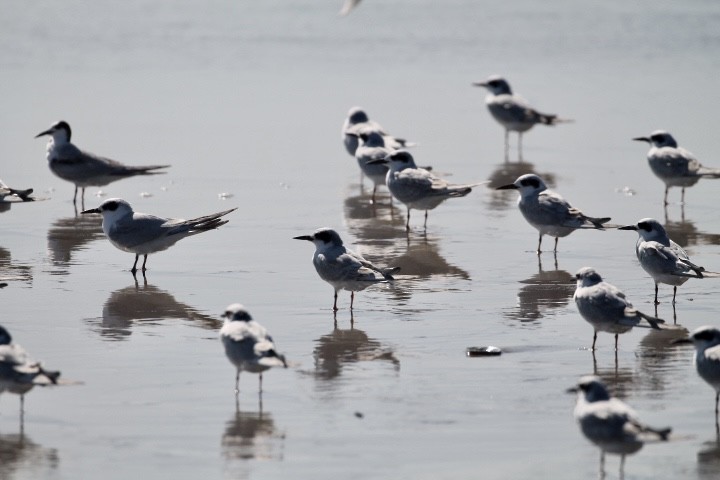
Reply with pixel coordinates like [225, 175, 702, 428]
[80, 198, 134, 221]
[294, 228, 344, 249]
[347, 107, 369, 125]
[688, 326, 720, 351]
[221, 303, 253, 322]
[382, 150, 417, 170]
[0, 325, 11, 345]
[496, 173, 547, 196]
[574, 267, 603, 288]
[35, 120, 72, 143]
[618, 218, 668, 242]
[473, 75, 512, 95]
[633, 130, 678, 148]
[567, 375, 611, 402]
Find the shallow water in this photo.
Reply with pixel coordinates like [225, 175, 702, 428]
[2, 1, 720, 478]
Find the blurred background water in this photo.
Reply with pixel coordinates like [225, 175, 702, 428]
[1, 0, 720, 478]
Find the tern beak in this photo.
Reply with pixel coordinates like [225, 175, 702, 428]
[566, 387, 579, 394]
[632, 136, 651, 143]
[80, 207, 101, 214]
[34, 128, 53, 138]
[617, 224, 638, 231]
[496, 183, 518, 190]
[293, 235, 314, 241]
[472, 82, 488, 88]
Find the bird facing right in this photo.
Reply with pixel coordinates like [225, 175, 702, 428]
[633, 130, 720, 206]
[35, 121, 170, 209]
[497, 174, 611, 253]
[220, 304, 287, 396]
[569, 375, 671, 475]
[293, 228, 398, 311]
[574, 267, 664, 351]
[619, 218, 704, 304]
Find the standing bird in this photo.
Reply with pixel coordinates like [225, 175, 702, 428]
[568, 376, 671, 476]
[81, 198, 236, 275]
[369, 151, 481, 231]
[347, 130, 393, 202]
[633, 130, 720, 206]
[619, 218, 705, 304]
[220, 304, 287, 396]
[342, 107, 414, 157]
[0, 325, 60, 424]
[497, 174, 611, 253]
[574, 267, 664, 351]
[293, 228, 398, 311]
[473, 76, 568, 156]
[35, 121, 169, 209]
[677, 326, 720, 423]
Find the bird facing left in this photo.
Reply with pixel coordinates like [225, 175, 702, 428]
[81, 198, 237, 275]
[35, 121, 170, 209]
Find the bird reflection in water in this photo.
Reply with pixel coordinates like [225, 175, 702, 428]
[222, 397, 284, 463]
[484, 160, 557, 212]
[697, 431, 720, 479]
[504, 255, 575, 323]
[343, 187, 405, 233]
[0, 247, 32, 286]
[314, 317, 399, 381]
[0, 432, 58, 478]
[663, 211, 720, 250]
[88, 276, 221, 340]
[46, 214, 104, 274]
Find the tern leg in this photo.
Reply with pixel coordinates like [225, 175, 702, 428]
[423, 210, 428, 230]
[371, 185, 377, 204]
[258, 372, 263, 394]
[141, 254, 148, 272]
[131, 254, 140, 274]
[672, 286, 677, 304]
[518, 132, 524, 161]
[654, 283, 659, 305]
[614, 334, 619, 351]
[592, 331, 597, 351]
[405, 208, 411, 231]
[599, 451, 605, 478]
[504, 129, 510, 155]
[536, 234, 543, 254]
[20, 394, 25, 430]
[619, 454, 626, 479]
[681, 187, 686, 205]
[715, 391, 719, 418]
[553, 237, 559, 253]
[235, 369, 240, 395]
[664, 186, 669, 206]
[333, 291, 339, 312]
[81, 187, 86, 210]
[350, 291, 355, 310]
[73, 186, 78, 206]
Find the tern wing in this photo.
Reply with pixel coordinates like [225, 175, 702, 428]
[109, 214, 174, 248]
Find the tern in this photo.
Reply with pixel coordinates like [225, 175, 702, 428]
[81, 198, 236, 275]
[35, 121, 169, 208]
[294, 228, 398, 311]
[220, 303, 287, 396]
